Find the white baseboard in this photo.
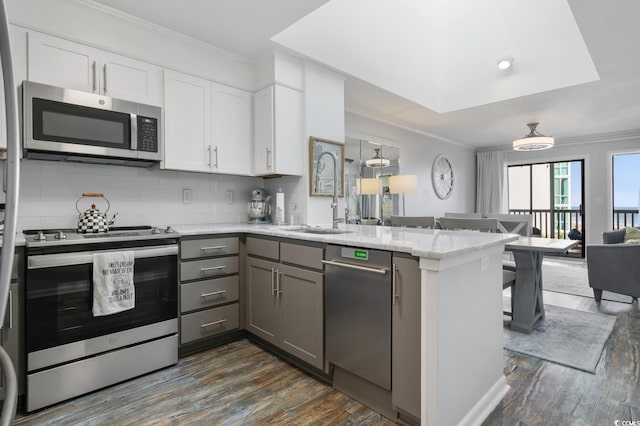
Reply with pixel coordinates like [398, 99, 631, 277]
[456, 376, 509, 426]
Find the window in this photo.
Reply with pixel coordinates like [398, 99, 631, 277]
[612, 152, 640, 229]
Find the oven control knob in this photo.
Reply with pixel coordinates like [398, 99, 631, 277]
[34, 231, 47, 241]
[151, 227, 161, 234]
[165, 226, 174, 234]
[55, 231, 67, 240]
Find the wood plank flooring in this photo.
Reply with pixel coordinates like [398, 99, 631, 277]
[485, 289, 640, 425]
[14, 266, 640, 425]
[14, 339, 393, 425]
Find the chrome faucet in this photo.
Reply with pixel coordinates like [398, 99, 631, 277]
[314, 151, 339, 229]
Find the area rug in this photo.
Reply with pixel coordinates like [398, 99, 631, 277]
[542, 260, 633, 304]
[503, 304, 617, 373]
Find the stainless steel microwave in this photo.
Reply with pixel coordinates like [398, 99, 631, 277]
[23, 81, 161, 167]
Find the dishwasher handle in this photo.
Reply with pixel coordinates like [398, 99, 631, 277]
[321, 259, 387, 275]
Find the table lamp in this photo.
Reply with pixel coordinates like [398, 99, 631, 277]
[389, 174, 417, 216]
[357, 178, 380, 223]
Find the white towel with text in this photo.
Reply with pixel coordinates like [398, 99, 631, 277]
[92, 250, 135, 316]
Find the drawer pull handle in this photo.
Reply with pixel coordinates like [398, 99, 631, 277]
[200, 245, 226, 252]
[201, 319, 227, 328]
[201, 265, 226, 276]
[201, 290, 227, 298]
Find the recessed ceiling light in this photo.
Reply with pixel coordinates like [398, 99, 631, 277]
[497, 56, 514, 70]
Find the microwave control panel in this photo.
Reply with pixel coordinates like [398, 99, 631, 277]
[137, 116, 159, 152]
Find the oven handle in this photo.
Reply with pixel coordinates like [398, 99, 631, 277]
[27, 245, 178, 269]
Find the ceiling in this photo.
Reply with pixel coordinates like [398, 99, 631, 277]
[91, 0, 640, 150]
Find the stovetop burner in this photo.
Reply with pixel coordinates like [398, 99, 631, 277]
[24, 225, 180, 247]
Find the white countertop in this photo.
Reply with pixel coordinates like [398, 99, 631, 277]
[170, 223, 519, 260]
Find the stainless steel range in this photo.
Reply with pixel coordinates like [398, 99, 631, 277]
[24, 226, 179, 412]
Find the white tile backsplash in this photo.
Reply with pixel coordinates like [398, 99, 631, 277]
[4, 159, 263, 231]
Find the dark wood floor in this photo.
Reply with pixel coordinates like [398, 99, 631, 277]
[13, 286, 639, 425]
[14, 339, 393, 425]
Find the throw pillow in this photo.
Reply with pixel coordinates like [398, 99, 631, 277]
[624, 238, 640, 245]
[623, 227, 640, 242]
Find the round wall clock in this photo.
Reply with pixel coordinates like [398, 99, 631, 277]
[432, 154, 454, 199]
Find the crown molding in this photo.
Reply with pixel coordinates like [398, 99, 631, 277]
[558, 129, 640, 145]
[344, 108, 474, 150]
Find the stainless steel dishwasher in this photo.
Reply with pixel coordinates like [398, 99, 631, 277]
[323, 245, 392, 390]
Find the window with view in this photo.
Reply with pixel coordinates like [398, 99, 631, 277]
[612, 152, 640, 229]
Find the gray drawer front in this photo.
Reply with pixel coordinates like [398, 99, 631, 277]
[281, 242, 323, 270]
[180, 256, 238, 282]
[181, 237, 239, 260]
[180, 275, 239, 313]
[180, 304, 239, 344]
[246, 237, 279, 260]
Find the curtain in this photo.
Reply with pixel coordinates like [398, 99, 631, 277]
[476, 151, 506, 214]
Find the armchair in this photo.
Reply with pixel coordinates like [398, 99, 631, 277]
[587, 229, 640, 302]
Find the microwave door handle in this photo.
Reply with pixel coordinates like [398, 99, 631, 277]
[130, 114, 138, 151]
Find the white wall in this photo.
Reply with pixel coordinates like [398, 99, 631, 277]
[4, 159, 262, 232]
[505, 134, 640, 245]
[346, 112, 476, 218]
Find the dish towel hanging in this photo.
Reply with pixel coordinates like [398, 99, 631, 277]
[92, 250, 135, 316]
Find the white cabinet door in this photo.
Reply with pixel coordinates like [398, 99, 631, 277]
[28, 32, 97, 93]
[163, 70, 211, 172]
[100, 52, 163, 106]
[273, 85, 303, 176]
[252, 84, 303, 176]
[211, 82, 252, 175]
[28, 32, 162, 106]
[252, 86, 274, 175]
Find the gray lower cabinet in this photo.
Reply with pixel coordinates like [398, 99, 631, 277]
[246, 237, 324, 370]
[392, 254, 421, 421]
[179, 236, 240, 347]
[0, 251, 23, 401]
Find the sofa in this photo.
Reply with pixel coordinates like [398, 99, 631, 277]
[587, 228, 640, 302]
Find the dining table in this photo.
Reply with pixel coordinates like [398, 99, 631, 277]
[505, 237, 580, 333]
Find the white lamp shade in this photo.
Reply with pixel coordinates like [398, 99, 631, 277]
[357, 178, 380, 195]
[389, 175, 417, 194]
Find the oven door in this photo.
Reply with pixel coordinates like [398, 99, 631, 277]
[26, 245, 178, 358]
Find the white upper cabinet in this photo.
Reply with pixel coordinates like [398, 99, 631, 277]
[163, 71, 252, 175]
[27, 32, 163, 106]
[163, 70, 211, 173]
[211, 82, 252, 175]
[253, 84, 303, 176]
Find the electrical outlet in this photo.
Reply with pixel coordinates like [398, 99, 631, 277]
[225, 190, 233, 204]
[183, 188, 192, 204]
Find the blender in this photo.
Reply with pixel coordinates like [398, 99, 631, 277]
[247, 188, 272, 223]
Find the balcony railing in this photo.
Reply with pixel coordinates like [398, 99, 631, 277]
[613, 208, 639, 229]
[508, 208, 583, 239]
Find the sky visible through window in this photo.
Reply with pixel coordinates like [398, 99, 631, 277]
[613, 153, 640, 209]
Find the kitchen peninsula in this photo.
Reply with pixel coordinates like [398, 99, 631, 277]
[172, 223, 519, 426]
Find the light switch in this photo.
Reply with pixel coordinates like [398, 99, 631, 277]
[183, 188, 192, 204]
[225, 190, 233, 204]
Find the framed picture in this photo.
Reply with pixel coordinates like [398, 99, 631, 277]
[309, 137, 344, 197]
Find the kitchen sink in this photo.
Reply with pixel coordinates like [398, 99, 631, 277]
[290, 227, 353, 235]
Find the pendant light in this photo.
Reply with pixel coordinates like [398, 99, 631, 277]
[365, 148, 390, 168]
[513, 122, 554, 151]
